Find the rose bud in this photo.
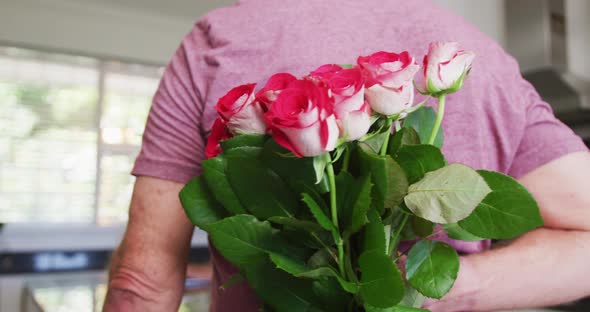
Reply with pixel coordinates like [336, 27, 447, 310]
[255, 73, 297, 110]
[358, 51, 419, 116]
[264, 80, 339, 157]
[205, 118, 232, 158]
[326, 67, 372, 141]
[423, 41, 475, 94]
[307, 64, 343, 85]
[216, 83, 267, 134]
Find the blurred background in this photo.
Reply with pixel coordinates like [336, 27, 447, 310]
[0, 0, 588, 311]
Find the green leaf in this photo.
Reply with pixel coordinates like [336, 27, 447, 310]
[403, 106, 443, 148]
[349, 174, 372, 234]
[359, 250, 405, 308]
[358, 145, 409, 213]
[220, 134, 266, 151]
[302, 193, 336, 232]
[201, 157, 246, 215]
[339, 173, 372, 236]
[400, 284, 427, 309]
[268, 216, 325, 233]
[360, 120, 391, 154]
[395, 145, 446, 184]
[226, 156, 299, 219]
[312, 278, 352, 311]
[458, 170, 543, 239]
[269, 253, 359, 293]
[389, 127, 421, 156]
[336, 171, 355, 222]
[412, 216, 435, 238]
[245, 261, 321, 312]
[207, 215, 276, 268]
[262, 139, 329, 194]
[406, 240, 459, 299]
[313, 153, 329, 184]
[363, 209, 387, 255]
[223, 146, 263, 158]
[442, 223, 484, 241]
[307, 248, 337, 269]
[404, 164, 491, 224]
[179, 176, 227, 229]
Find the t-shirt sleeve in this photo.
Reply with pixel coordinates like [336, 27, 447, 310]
[132, 23, 212, 183]
[508, 79, 588, 178]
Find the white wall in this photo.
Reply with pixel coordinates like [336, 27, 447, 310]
[566, 0, 590, 80]
[0, 0, 507, 65]
[433, 0, 507, 47]
[0, 0, 234, 64]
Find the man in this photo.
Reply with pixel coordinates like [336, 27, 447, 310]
[103, 0, 590, 311]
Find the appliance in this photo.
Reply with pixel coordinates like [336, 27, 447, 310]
[506, 0, 590, 145]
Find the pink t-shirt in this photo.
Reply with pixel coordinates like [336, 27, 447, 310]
[132, 0, 587, 310]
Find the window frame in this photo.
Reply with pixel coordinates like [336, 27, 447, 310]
[0, 45, 208, 252]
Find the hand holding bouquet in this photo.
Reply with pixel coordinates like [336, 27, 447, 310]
[181, 42, 543, 311]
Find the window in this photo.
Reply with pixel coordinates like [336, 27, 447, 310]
[0, 46, 163, 225]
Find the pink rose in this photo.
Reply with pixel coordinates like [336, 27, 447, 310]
[423, 42, 475, 94]
[205, 118, 232, 158]
[325, 67, 372, 141]
[255, 73, 297, 110]
[358, 51, 419, 89]
[308, 64, 343, 85]
[216, 83, 267, 134]
[264, 80, 339, 157]
[364, 80, 415, 116]
[358, 51, 419, 116]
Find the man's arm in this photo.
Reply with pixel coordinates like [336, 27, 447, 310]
[425, 151, 590, 311]
[103, 176, 194, 312]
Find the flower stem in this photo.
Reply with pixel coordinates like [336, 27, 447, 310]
[388, 214, 409, 257]
[342, 145, 351, 172]
[380, 118, 393, 156]
[428, 95, 446, 145]
[326, 156, 346, 276]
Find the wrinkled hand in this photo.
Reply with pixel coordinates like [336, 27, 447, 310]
[103, 177, 195, 312]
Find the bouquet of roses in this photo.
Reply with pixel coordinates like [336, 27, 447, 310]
[180, 42, 543, 311]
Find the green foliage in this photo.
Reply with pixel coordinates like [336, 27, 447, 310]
[459, 170, 543, 239]
[268, 216, 325, 233]
[220, 134, 267, 151]
[412, 216, 435, 238]
[245, 261, 322, 312]
[358, 145, 408, 213]
[406, 241, 459, 299]
[337, 173, 372, 236]
[179, 176, 227, 230]
[302, 193, 335, 232]
[179, 99, 543, 311]
[262, 139, 329, 194]
[403, 107, 443, 148]
[201, 157, 246, 215]
[207, 215, 278, 268]
[363, 209, 387, 255]
[269, 253, 359, 293]
[442, 223, 484, 241]
[359, 250, 405, 308]
[404, 164, 491, 224]
[388, 127, 421, 156]
[394, 144, 446, 184]
[226, 156, 299, 219]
